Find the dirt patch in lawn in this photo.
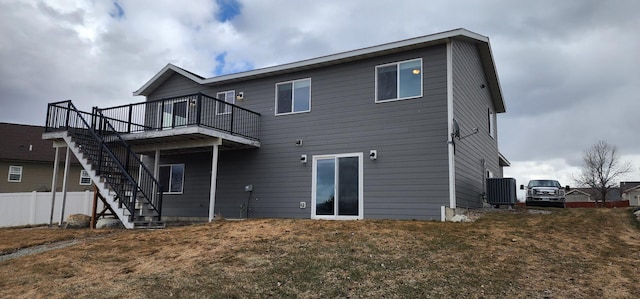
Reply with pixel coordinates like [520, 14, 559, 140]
[1, 207, 639, 298]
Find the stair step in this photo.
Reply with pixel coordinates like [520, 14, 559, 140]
[64, 127, 163, 230]
[133, 221, 165, 229]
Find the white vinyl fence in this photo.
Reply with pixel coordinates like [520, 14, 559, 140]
[0, 191, 105, 227]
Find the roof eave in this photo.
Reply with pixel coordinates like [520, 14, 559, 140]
[133, 64, 206, 97]
[498, 152, 511, 167]
[133, 28, 505, 99]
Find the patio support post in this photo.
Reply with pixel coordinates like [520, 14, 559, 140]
[58, 147, 71, 226]
[49, 147, 60, 226]
[208, 143, 219, 222]
[153, 149, 160, 202]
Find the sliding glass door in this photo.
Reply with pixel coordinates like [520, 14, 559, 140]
[159, 100, 188, 129]
[312, 153, 363, 219]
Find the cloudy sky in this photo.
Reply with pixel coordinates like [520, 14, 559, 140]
[1, 0, 639, 195]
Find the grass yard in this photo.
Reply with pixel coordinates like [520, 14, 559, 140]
[0, 207, 639, 298]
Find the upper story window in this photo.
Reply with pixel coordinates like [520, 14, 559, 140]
[376, 58, 422, 103]
[216, 90, 235, 115]
[488, 108, 495, 138]
[79, 170, 92, 185]
[276, 78, 311, 115]
[8, 165, 22, 182]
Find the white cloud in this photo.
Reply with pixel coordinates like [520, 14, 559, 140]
[0, 0, 639, 186]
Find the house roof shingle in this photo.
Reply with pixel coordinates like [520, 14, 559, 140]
[0, 122, 67, 163]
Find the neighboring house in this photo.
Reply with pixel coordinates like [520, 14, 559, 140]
[43, 28, 508, 228]
[0, 122, 91, 193]
[566, 187, 623, 203]
[565, 189, 592, 202]
[621, 182, 640, 206]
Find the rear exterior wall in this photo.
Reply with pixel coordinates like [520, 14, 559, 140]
[148, 44, 451, 220]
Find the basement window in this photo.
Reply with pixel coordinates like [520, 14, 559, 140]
[159, 164, 184, 194]
[8, 165, 22, 182]
[79, 170, 92, 185]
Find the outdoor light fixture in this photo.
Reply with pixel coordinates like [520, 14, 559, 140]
[369, 150, 378, 160]
[301, 154, 307, 164]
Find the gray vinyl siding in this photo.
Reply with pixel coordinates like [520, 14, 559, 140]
[147, 44, 451, 220]
[451, 40, 501, 209]
[155, 152, 212, 218]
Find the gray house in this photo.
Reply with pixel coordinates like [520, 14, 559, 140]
[43, 28, 508, 228]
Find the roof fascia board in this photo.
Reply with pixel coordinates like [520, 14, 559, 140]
[133, 64, 207, 96]
[133, 28, 504, 112]
[199, 28, 487, 85]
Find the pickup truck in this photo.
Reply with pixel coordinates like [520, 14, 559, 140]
[520, 180, 570, 207]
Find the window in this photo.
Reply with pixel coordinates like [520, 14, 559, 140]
[79, 170, 92, 185]
[488, 108, 495, 138]
[8, 166, 22, 182]
[216, 90, 235, 115]
[159, 164, 184, 194]
[376, 58, 422, 102]
[159, 99, 188, 129]
[276, 78, 311, 115]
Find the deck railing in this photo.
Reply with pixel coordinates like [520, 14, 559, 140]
[97, 93, 261, 140]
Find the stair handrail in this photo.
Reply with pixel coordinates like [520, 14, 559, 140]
[93, 108, 163, 218]
[46, 100, 162, 221]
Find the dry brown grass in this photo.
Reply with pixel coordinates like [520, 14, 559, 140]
[1, 207, 639, 298]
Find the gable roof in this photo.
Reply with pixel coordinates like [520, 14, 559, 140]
[0, 122, 56, 163]
[134, 28, 506, 113]
[622, 184, 640, 194]
[620, 181, 640, 194]
[498, 152, 510, 167]
[566, 189, 591, 197]
[568, 187, 623, 201]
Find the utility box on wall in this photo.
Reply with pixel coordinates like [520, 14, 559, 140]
[487, 178, 517, 206]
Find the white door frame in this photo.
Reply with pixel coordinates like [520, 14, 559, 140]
[311, 152, 364, 220]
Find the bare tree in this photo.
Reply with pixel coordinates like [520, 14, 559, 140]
[575, 141, 632, 207]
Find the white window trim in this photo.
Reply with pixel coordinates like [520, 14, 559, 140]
[157, 99, 189, 129]
[375, 58, 423, 103]
[275, 78, 312, 116]
[8, 165, 22, 182]
[160, 164, 185, 194]
[216, 90, 235, 115]
[311, 152, 364, 220]
[488, 108, 495, 138]
[79, 170, 92, 185]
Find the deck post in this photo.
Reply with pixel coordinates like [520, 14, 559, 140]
[91, 185, 98, 229]
[48, 146, 60, 226]
[208, 143, 219, 222]
[58, 147, 71, 226]
[127, 104, 133, 133]
[153, 149, 160, 202]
